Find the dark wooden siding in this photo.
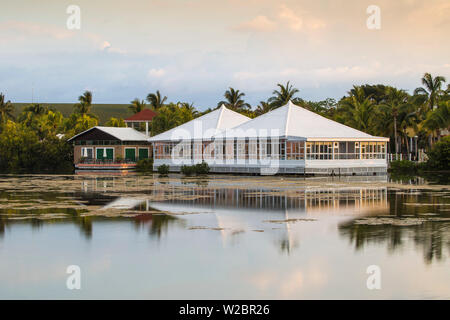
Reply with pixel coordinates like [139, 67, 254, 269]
[72, 128, 119, 141]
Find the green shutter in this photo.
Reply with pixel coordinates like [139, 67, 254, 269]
[96, 148, 104, 160]
[138, 148, 149, 159]
[125, 148, 136, 161]
[106, 149, 114, 160]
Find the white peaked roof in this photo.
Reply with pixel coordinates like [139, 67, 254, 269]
[68, 126, 149, 141]
[216, 101, 387, 140]
[149, 105, 251, 141]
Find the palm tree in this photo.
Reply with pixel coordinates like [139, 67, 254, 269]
[255, 100, 273, 116]
[74, 90, 93, 115]
[414, 73, 446, 112]
[105, 117, 126, 127]
[179, 102, 198, 117]
[129, 98, 146, 114]
[22, 103, 48, 116]
[0, 93, 14, 123]
[74, 114, 98, 134]
[217, 87, 250, 111]
[151, 104, 183, 135]
[377, 88, 410, 153]
[338, 86, 376, 133]
[146, 90, 167, 110]
[423, 100, 450, 142]
[397, 104, 419, 155]
[268, 81, 300, 108]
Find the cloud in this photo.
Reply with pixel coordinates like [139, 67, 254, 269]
[234, 15, 276, 32]
[233, 5, 326, 34]
[278, 5, 303, 31]
[0, 21, 73, 40]
[101, 41, 112, 50]
[148, 68, 166, 78]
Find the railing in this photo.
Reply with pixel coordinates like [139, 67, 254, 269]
[387, 154, 420, 162]
[78, 158, 147, 165]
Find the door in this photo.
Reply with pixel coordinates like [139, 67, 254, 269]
[106, 148, 114, 160]
[96, 148, 104, 160]
[138, 148, 149, 160]
[125, 148, 136, 161]
[96, 148, 113, 160]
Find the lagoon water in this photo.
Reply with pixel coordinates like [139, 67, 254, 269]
[0, 174, 449, 299]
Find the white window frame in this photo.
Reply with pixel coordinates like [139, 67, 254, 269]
[95, 147, 115, 159]
[81, 147, 94, 158]
[124, 147, 137, 159]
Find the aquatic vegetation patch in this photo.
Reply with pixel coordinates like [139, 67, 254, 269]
[263, 218, 317, 224]
[353, 216, 450, 226]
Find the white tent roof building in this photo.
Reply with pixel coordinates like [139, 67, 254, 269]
[149, 105, 251, 141]
[217, 101, 383, 140]
[151, 101, 388, 176]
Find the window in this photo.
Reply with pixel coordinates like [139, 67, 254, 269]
[306, 142, 332, 160]
[286, 141, 305, 160]
[237, 140, 246, 160]
[81, 147, 93, 159]
[360, 142, 386, 159]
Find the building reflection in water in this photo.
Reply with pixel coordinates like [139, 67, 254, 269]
[338, 190, 450, 264]
[97, 184, 388, 254]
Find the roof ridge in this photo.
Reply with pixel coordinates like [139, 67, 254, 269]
[291, 103, 374, 137]
[215, 104, 226, 129]
[284, 101, 292, 136]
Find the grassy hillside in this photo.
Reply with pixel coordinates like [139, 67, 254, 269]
[12, 103, 132, 125]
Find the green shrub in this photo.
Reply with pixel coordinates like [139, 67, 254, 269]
[136, 158, 153, 172]
[426, 136, 450, 171]
[194, 161, 210, 175]
[389, 160, 417, 174]
[157, 164, 170, 175]
[181, 165, 195, 176]
[181, 161, 210, 176]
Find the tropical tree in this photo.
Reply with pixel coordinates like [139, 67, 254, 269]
[129, 98, 147, 114]
[31, 110, 64, 139]
[105, 117, 126, 127]
[337, 86, 376, 133]
[22, 103, 49, 116]
[217, 87, 251, 111]
[179, 102, 198, 117]
[151, 104, 183, 135]
[268, 81, 299, 108]
[255, 100, 273, 116]
[0, 93, 14, 123]
[146, 90, 167, 110]
[376, 88, 410, 153]
[414, 73, 446, 112]
[70, 114, 98, 135]
[397, 104, 419, 155]
[422, 100, 450, 142]
[74, 90, 93, 115]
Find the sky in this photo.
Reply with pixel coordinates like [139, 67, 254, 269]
[0, 0, 449, 110]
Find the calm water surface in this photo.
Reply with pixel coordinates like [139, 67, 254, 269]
[0, 174, 449, 299]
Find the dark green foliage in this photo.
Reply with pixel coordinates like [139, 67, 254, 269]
[388, 160, 418, 175]
[181, 165, 195, 176]
[181, 161, 210, 176]
[0, 121, 73, 173]
[136, 158, 154, 173]
[194, 161, 210, 174]
[426, 136, 450, 171]
[13, 103, 132, 125]
[157, 164, 170, 175]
